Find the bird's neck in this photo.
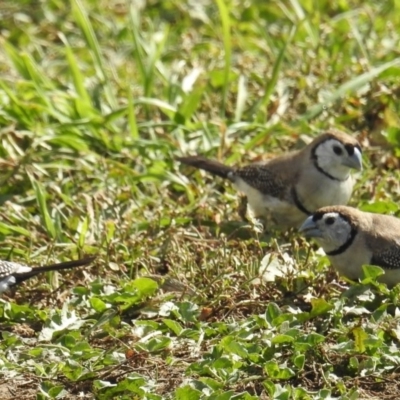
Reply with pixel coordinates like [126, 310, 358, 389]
[314, 159, 350, 182]
[323, 229, 357, 256]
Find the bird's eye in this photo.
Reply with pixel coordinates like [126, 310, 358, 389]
[333, 146, 343, 155]
[345, 144, 355, 155]
[325, 217, 335, 225]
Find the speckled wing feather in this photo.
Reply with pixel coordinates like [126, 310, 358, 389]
[0, 261, 30, 278]
[369, 237, 400, 270]
[233, 164, 288, 198]
[366, 214, 400, 270]
[370, 248, 400, 270]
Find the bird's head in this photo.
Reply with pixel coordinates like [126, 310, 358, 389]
[311, 132, 362, 181]
[299, 206, 357, 254]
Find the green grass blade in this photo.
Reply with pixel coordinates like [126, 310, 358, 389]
[3, 41, 30, 79]
[0, 78, 32, 123]
[257, 25, 296, 122]
[128, 7, 169, 100]
[20, 53, 52, 90]
[78, 216, 89, 248]
[71, 0, 117, 109]
[29, 177, 57, 240]
[215, 0, 232, 116]
[128, 6, 147, 88]
[127, 90, 139, 139]
[60, 34, 93, 109]
[136, 97, 177, 118]
[0, 222, 32, 237]
[301, 58, 400, 121]
[177, 86, 205, 124]
[288, 0, 318, 46]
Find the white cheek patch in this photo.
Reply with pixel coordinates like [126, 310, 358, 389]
[315, 140, 343, 164]
[313, 140, 352, 181]
[319, 214, 353, 250]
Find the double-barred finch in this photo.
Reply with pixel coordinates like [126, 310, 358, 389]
[299, 206, 400, 287]
[178, 130, 362, 229]
[0, 256, 96, 293]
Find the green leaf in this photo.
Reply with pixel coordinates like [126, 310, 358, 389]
[359, 201, 399, 214]
[145, 336, 172, 353]
[262, 380, 276, 397]
[131, 277, 159, 297]
[162, 319, 183, 336]
[220, 336, 249, 358]
[93, 376, 147, 397]
[266, 303, 282, 325]
[318, 389, 332, 399]
[198, 377, 224, 390]
[349, 356, 359, 371]
[4, 303, 36, 321]
[310, 298, 334, 317]
[293, 354, 305, 370]
[264, 360, 295, 380]
[271, 334, 295, 344]
[304, 333, 326, 346]
[352, 326, 368, 353]
[60, 332, 80, 349]
[176, 302, 199, 323]
[62, 360, 84, 381]
[90, 297, 108, 313]
[39, 381, 66, 398]
[175, 386, 202, 400]
[361, 265, 385, 283]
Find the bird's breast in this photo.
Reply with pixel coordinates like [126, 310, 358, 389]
[298, 174, 354, 211]
[328, 243, 372, 281]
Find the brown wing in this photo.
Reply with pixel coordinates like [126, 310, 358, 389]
[234, 164, 288, 198]
[366, 214, 400, 270]
[233, 152, 301, 199]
